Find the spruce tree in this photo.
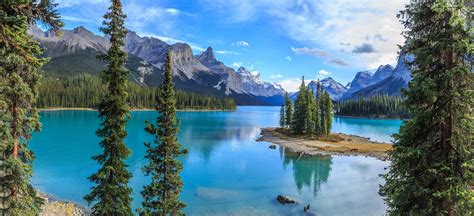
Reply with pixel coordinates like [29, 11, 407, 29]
[140, 50, 188, 215]
[292, 77, 308, 134]
[284, 92, 293, 128]
[279, 102, 286, 128]
[316, 80, 323, 136]
[319, 91, 328, 136]
[306, 88, 317, 135]
[322, 91, 333, 136]
[84, 0, 133, 215]
[380, 0, 473, 215]
[0, 1, 62, 215]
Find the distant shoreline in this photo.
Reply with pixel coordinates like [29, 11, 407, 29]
[335, 114, 405, 120]
[258, 127, 392, 161]
[39, 107, 235, 112]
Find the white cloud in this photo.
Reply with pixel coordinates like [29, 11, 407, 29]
[318, 69, 331, 77]
[278, 78, 315, 92]
[203, 0, 407, 69]
[292, 46, 349, 66]
[270, 74, 283, 79]
[60, 15, 94, 23]
[165, 8, 181, 16]
[190, 45, 206, 52]
[285, 56, 292, 61]
[291, 46, 328, 57]
[232, 41, 250, 47]
[215, 50, 239, 55]
[232, 62, 243, 68]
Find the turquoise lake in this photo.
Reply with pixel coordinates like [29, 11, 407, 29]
[30, 106, 402, 215]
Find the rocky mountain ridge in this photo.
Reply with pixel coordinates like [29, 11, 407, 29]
[29, 25, 285, 105]
[291, 52, 412, 101]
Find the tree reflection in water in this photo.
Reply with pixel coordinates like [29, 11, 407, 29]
[282, 149, 332, 196]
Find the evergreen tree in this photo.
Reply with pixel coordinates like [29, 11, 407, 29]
[284, 92, 293, 128]
[335, 95, 407, 118]
[279, 101, 285, 128]
[37, 74, 236, 110]
[314, 80, 322, 136]
[140, 50, 188, 215]
[292, 77, 308, 134]
[320, 92, 327, 136]
[381, 0, 473, 215]
[0, 1, 62, 215]
[306, 88, 317, 135]
[84, 0, 133, 215]
[322, 91, 333, 136]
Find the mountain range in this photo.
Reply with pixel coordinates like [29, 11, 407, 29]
[29, 25, 411, 104]
[291, 52, 411, 101]
[30, 25, 285, 105]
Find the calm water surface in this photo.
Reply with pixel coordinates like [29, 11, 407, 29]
[30, 106, 401, 215]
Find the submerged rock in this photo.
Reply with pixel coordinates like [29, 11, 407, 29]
[269, 144, 277, 149]
[276, 195, 296, 205]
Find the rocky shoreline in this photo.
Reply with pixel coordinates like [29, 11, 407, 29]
[39, 193, 90, 216]
[257, 127, 392, 161]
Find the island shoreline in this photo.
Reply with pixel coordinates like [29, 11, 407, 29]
[257, 127, 392, 161]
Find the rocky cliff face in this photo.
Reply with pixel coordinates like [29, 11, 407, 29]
[236, 67, 285, 97]
[369, 64, 393, 85]
[124, 31, 168, 64]
[197, 47, 244, 95]
[307, 78, 348, 100]
[343, 52, 412, 99]
[30, 25, 110, 57]
[346, 71, 373, 95]
[291, 77, 348, 101]
[196, 48, 285, 97]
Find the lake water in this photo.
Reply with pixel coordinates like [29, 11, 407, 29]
[30, 106, 402, 215]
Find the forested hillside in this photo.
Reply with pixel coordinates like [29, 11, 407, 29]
[38, 74, 236, 110]
[335, 95, 408, 119]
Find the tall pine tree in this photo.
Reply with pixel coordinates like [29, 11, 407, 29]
[84, 0, 133, 215]
[380, 0, 473, 215]
[279, 101, 285, 128]
[140, 50, 188, 215]
[292, 77, 308, 134]
[316, 80, 323, 136]
[322, 91, 333, 136]
[284, 92, 293, 128]
[0, 1, 62, 215]
[306, 88, 317, 135]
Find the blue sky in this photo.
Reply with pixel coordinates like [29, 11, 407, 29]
[53, 0, 408, 91]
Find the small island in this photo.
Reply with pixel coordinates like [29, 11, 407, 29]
[263, 79, 392, 161]
[258, 127, 391, 161]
